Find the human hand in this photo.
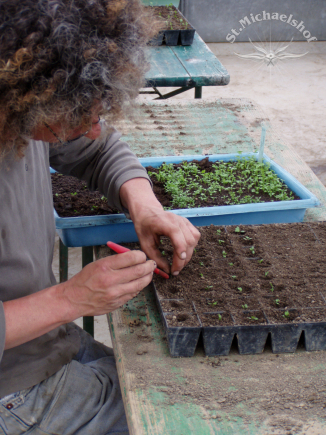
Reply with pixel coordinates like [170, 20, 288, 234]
[61, 250, 156, 318]
[120, 178, 200, 276]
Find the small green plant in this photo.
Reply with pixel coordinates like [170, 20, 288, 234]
[274, 299, 280, 306]
[71, 192, 77, 196]
[199, 272, 204, 278]
[217, 314, 222, 321]
[218, 240, 225, 245]
[199, 261, 204, 266]
[234, 226, 240, 233]
[237, 287, 243, 293]
[249, 246, 256, 255]
[242, 304, 248, 309]
[216, 229, 221, 234]
[205, 285, 213, 290]
[270, 282, 274, 292]
[208, 301, 218, 306]
[161, 251, 165, 256]
[283, 310, 290, 318]
[229, 262, 234, 266]
[258, 259, 264, 264]
[101, 195, 106, 201]
[231, 275, 237, 280]
[55, 193, 59, 197]
[91, 205, 98, 210]
[249, 316, 259, 321]
[222, 251, 227, 258]
[244, 236, 252, 241]
[265, 271, 269, 277]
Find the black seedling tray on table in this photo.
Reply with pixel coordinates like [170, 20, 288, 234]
[153, 222, 326, 357]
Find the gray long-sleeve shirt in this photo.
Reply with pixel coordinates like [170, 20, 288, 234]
[0, 122, 150, 397]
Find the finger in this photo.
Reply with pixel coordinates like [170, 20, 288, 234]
[99, 259, 156, 288]
[99, 250, 147, 271]
[108, 271, 155, 310]
[171, 220, 200, 275]
[140, 239, 170, 274]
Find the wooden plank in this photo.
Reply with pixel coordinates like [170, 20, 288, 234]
[170, 33, 230, 86]
[145, 46, 192, 88]
[145, 33, 230, 87]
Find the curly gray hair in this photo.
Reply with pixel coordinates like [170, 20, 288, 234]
[0, 0, 160, 159]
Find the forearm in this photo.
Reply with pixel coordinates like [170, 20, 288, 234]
[120, 178, 162, 219]
[3, 284, 73, 350]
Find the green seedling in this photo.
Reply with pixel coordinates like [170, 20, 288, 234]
[218, 240, 225, 245]
[244, 236, 252, 241]
[249, 316, 259, 321]
[242, 304, 248, 309]
[270, 282, 274, 292]
[71, 192, 77, 196]
[91, 205, 98, 210]
[283, 310, 290, 318]
[199, 272, 204, 278]
[265, 271, 269, 277]
[222, 251, 227, 258]
[194, 248, 196, 252]
[274, 299, 280, 306]
[249, 246, 255, 255]
[205, 285, 213, 290]
[101, 195, 106, 201]
[231, 275, 237, 280]
[216, 229, 221, 234]
[234, 226, 240, 233]
[237, 287, 243, 293]
[149, 156, 295, 211]
[161, 251, 165, 256]
[199, 261, 204, 266]
[258, 259, 264, 264]
[208, 301, 218, 306]
[217, 314, 222, 321]
[229, 262, 234, 266]
[55, 193, 59, 197]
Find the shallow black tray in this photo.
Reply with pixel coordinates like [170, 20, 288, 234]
[153, 288, 326, 357]
[148, 9, 195, 46]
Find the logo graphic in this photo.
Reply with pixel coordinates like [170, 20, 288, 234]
[234, 38, 308, 66]
[226, 11, 317, 67]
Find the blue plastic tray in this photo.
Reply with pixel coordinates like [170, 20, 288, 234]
[52, 153, 320, 247]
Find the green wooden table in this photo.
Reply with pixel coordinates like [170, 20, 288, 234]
[143, 33, 230, 99]
[96, 99, 326, 435]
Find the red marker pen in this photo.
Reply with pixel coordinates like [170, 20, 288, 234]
[106, 241, 169, 279]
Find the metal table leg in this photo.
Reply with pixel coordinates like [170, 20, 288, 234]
[82, 246, 94, 337]
[195, 86, 202, 98]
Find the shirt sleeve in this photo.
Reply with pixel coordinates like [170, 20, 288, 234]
[49, 121, 151, 213]
[0, 302, 5, 363]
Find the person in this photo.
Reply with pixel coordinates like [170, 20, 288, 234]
[0, 1, 200, 434]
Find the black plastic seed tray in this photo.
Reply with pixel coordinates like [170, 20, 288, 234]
[153, 222, 326, 357]
[148, 8, 196, 46]
[154, 290, 326, 357]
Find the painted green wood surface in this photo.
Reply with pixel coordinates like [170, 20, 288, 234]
[106, 99, 326, 434]
[142, 0, 179, 6]
[145, 33, 230, 87]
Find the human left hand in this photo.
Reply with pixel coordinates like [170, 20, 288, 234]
[120, 178, 200, 275]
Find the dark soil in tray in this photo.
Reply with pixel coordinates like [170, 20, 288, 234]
[149, 5, 193, 30]
[51, 157, 299, 217]
[51, 173, 119, 217]
[151, 222, 326, 327]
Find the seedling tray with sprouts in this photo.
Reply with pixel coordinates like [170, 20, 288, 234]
[51, 153, 319, 247]
[153, 222, 326, 357]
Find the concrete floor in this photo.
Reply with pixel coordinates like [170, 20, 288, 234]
[52, 41, 326, 347]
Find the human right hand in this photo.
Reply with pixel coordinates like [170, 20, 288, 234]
[61, 250, 156, 318]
